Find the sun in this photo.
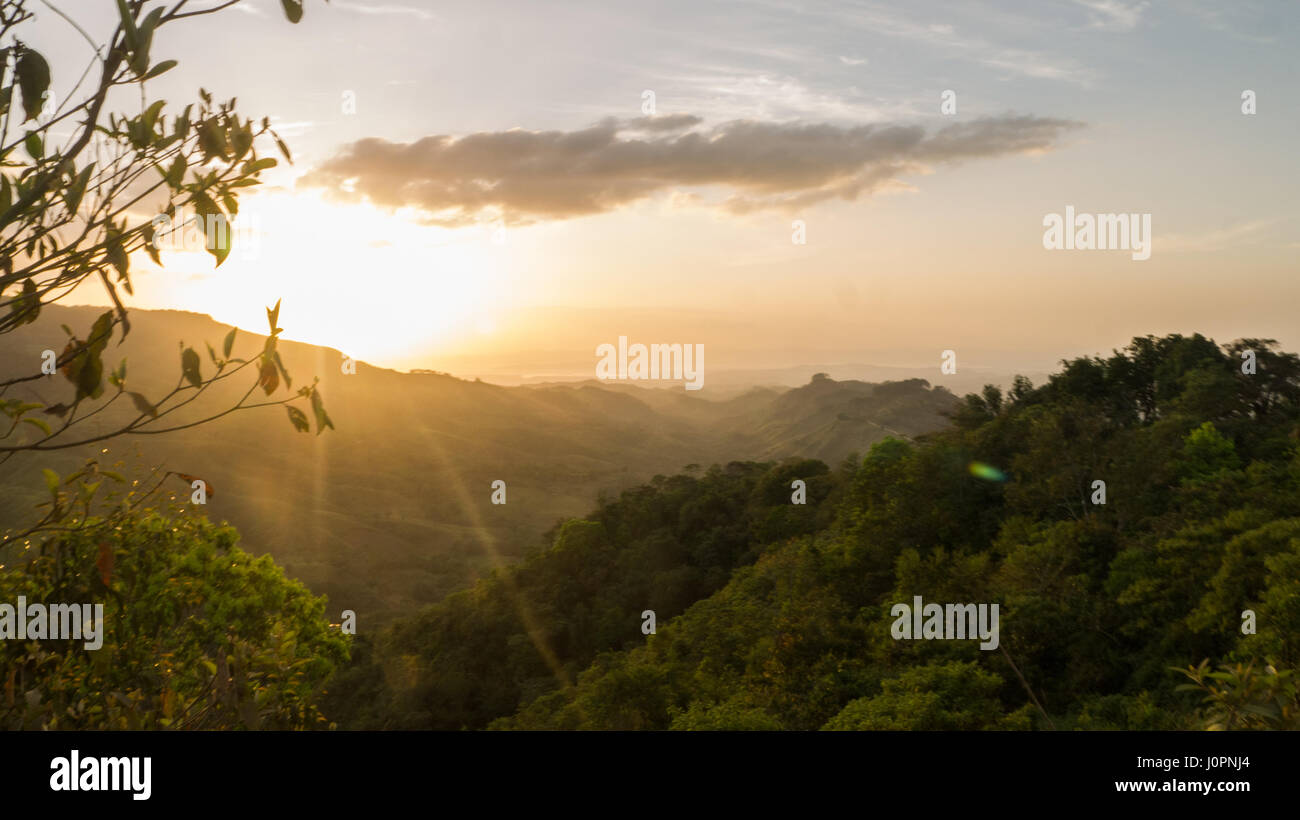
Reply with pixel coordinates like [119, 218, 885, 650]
[126, 189, 506, 369]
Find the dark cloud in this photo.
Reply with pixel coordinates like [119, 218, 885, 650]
[301, 114, 1081, 226]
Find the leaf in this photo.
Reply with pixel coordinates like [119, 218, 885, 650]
[15, 46, 51, 123]
[280, 0, 305, 23]
[141, 59, 177, 81]
[181, 347, 202, 388]
[222, 327, 237, 358]
[142, 99, 165, 134]
[108, 358, 126, 388]
[273, 350, 292, 390]
[192, 191, 231, 266]
[258, 357, 279, 395]
[11, 278, 39, 325]
[286, 405, 310, 432]
[116, 0, 139, 49]
[96, 542, 115, 587]
[128, 391, 158, 418]
[23, 131, 41, 161]
[231, 123, 253, 159]
[42, 468, 59, 498]
[197, 119, 228, 161]
[64, 164, 93, 214]
[243, 157, 277, 174]
[22, 417, 51, 436]
[310, 388, 334, 435]
[266, 299, 281, 335]
[273, 133, 293, 165]
[42, 402, 70, 417]
[142, 222, 162, 266]
[105, 230, 129, 277]
[164, 154, 186, 189]
[130, 8, 164, 76]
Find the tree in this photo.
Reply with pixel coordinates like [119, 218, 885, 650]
[1, 505, 348, 729]
[0, 0, 344, 730]
[0, 0, 330, 547]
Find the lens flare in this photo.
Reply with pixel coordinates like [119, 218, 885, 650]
[968, 461, 1008, 482]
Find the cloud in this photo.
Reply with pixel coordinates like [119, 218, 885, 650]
[301, 114, 1082, 226]
[1074, 0, 1148, 31]
[331, 1, 436, 22]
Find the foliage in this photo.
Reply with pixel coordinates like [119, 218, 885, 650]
[0, 0, 329, 546]
[0, 504, 348, 729]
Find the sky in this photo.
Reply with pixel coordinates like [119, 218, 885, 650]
[28, 0, 1300, 380]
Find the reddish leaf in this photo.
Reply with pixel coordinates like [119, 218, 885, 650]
[258, 357, 279, 395]
[96, 541, 115, 587]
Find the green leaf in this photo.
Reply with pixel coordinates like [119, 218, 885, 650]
[115, 0, 139, 49]
[273, 133, 293, 165]
[142, 221, 162, 266]
[273, 350, 292, 389]
[108, 358, 127, 388]
[286, 405, 310, 432]
[134, 8, 164, 75]
[164, 154, 186, 189]
[76, 352, 103, 400]
[243, 157, 277, 174]
[280, 0, 305, 23]
[141, 59, 177, 81]
[24, 131, 42, 161]
[87, 311, 114, 353]
[310, 388, 334, 435]
[42, 468, 59, 497]
[266, 299, 281, 335]
[64, 164, 94, 214]
[105, 230, 129, 277]
[197, 119, 229, 161]
[222, 327, 237, 358]
[181, 346, 202, 388]
[11, 278, 39, 325]
[142, 99, 165, 134]
[192, 191, 231, 266]
[231, 123, 253, 158]
[15, 46, 51, 123]
[22, 417, 51, 436]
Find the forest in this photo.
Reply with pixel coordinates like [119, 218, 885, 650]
[320, 333, 1300, 730]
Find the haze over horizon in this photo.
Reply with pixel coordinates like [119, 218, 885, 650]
[24, 0, 1296, 377]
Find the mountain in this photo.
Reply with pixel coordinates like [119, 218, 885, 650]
[0, 305, 958, 623]
[327, 332, 1300, 731]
